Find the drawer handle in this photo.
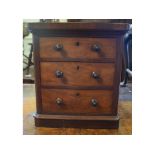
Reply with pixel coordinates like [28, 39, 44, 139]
[55, 70, 63, 78]
[54, 44, 63, 51]
[91, 72, 100, 79]
[56, 98, 63, 105]
[91, 44, 100, 52]
[91, 99, 98, 107]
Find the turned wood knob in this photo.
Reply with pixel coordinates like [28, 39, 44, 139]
[91, 44, 100, 52]
[56, 98, 63, 105]
[91, 72, 100, 79]
[54, 44, 63, 51]
[55, 70, 63, 78]
[91, 99, 98, 107]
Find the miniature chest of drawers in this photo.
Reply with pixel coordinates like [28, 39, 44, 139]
[29, 22, 130, 129]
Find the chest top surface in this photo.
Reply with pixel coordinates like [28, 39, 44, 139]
[29, 22, 130, 35]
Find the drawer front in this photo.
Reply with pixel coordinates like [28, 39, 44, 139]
[41, 89, 113, 115]
[41, 62, 115, 87]
[39, 37, 116, 60]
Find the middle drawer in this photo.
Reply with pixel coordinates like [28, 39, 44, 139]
[40, 62, 115, 87]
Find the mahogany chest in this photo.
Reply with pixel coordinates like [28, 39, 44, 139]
[29, 22, 130, 129]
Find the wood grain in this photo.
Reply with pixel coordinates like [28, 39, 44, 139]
[41, 89, 113, 115]
[29, 22, 130, 129]
[39, 37, 116, 60]
[23, 84, 132, 134]
[33, 35, 42, 113]
[40, 62, 115, 87]
[29, 22, 130, 31]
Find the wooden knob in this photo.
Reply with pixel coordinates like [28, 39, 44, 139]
[54, 44, 63, 51]
[55, 70, 63, 78]
[56, 98, 63, 105]
[91, 72, 100, 79]
[91, 99, 98, 107]
[91, 44, 100, 52]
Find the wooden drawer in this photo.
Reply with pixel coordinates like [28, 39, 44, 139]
[39, 37, 116, 60]
[41, 89, 113, 115]
[40, 62, 115, 87]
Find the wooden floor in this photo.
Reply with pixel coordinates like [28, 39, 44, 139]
[23, 84, 132, 135]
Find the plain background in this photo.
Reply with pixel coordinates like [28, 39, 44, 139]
[0, 0, 155, 155]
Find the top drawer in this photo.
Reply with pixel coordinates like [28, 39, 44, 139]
[39, 37, 116, 60]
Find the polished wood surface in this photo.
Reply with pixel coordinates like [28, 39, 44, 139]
[30, 23, 130, 128]
[41, 62, 115, 87]
[29, 22, 130, 31]
[23, 84, 132, 135]
[39, 37, 116, 59]
[41, 89, 113, 114]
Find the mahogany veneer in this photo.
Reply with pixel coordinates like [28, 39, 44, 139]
[29, 22, 130, 129]
[40, 62, 115, 87]
[39, 37, 116, 59]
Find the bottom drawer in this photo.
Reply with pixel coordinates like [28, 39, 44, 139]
[41, 89, 113, 115]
